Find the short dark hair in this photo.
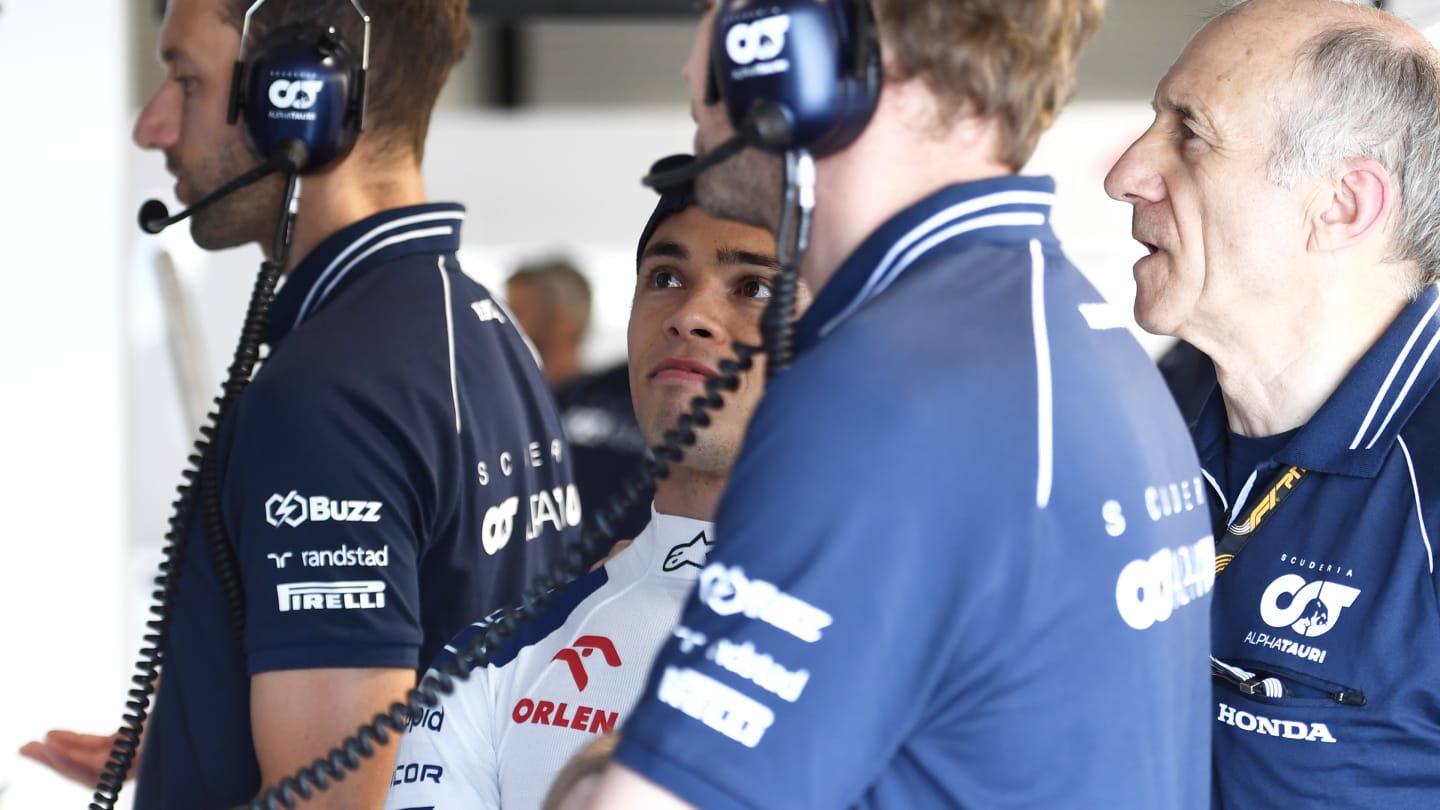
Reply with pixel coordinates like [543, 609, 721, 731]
[219, 0, 472, 161]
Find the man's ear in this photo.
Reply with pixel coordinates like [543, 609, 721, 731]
[1313, 157, 1392, 252]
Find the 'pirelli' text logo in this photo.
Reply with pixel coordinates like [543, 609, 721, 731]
[276, 581, 387, 612]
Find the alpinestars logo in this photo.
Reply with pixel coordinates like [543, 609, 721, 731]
[265, 491, 384, 528]
[552, 635, 621, 692]
[1259, 574, 1361, 638]
[663, 531, 712, 572]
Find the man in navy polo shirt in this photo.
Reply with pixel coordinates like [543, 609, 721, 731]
[1106, 1, 1440, 806]
[585, 2, 1215, 808]
[20, 0, 578, 808]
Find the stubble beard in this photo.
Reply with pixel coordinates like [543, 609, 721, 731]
[187, 137, 285, 251]
[695, 147, 785, 234]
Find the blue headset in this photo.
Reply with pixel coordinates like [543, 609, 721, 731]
[709, 0, 881, 156]
[225, 0, 371, 172]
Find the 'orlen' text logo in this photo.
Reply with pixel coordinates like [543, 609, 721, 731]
[1259, 574, 1361, 638]
[276, 580, 386, 612]
[725, 14, 791, 68]
[264, 490, 384, 528]
[268, 78, 325, 110]
[552, 635, 622, 691]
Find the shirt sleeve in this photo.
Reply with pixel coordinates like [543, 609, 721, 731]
[384, 645, 502, 809]
[613, 367, 1026, 809]
[223, 366, 434, 673]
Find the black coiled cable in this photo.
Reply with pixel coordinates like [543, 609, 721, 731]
[241, 341, 763, 809]
[241, 149, 812, 810]
[89, 168, 301, 810]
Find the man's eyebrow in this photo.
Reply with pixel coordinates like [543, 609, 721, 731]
[717, 248, 780, 270]
[1158, 97, 1211, 130]
[642, 240, 689, 262]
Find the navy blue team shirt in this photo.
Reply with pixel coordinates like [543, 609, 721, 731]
[134, 204, 581, 809]
[615, 177, 1215, 809]
[1202, 285, 1440, 809]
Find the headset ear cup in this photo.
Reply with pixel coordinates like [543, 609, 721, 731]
[704, 55, 722, 107]
[350, 68, 367, 132]
[850, 0, 881, 95]
[239, 24, 361, 172]
[227, 59, 246, 125]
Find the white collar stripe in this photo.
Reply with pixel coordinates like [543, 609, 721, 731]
[1201, 468, 1228, 513]
[295, 224, 456, 327]
[1349, 295, 1440, 449]
[1365, 324, 1440, 450]
[294, 210, 465, 326]
[819, 192, 1053, 337]
[871, 212, 1046, 302]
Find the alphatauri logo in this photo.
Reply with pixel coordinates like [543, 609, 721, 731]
[1259, 574, 1361, 638]
[264, 490, 384, 528]
[725, 15, 791, 66]
[552, 635, 622, 692]
[268, 78, 325, 110]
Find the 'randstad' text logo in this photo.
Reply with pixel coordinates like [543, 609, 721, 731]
[1259, 574, 1360, 638]
[268, 78, 324, 110]
[265, 490, 384, 528]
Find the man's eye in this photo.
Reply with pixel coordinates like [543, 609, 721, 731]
[175, 76, 199, 96]
[649, 269, 683, 289]
[739, 277, 772, 299]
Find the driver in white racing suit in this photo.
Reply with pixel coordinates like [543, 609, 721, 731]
[384, 155, 808, 810]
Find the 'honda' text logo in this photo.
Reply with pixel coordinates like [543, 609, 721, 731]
[1259, 574, 1361, 638]
[552, 635, 622, 691]
[264, 490, 384, 528]
[268, 78, 325, 110]
[725, 14, 791, 66]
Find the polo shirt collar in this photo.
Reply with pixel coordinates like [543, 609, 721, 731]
[794, 175, 1059, 352]
[1195, 284, 1440, 477]
[267, 203, 466, 346]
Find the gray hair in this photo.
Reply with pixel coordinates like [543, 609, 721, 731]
[1267, 25, 1440, 292]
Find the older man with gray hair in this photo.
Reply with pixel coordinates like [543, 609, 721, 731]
[1107, 0, 1440, 806]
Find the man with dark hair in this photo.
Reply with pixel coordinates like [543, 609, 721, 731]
[1107, 0, 1440, 805]
[382, 159, 805, 810]
[20, 1, 579, 807]
[587, 1, 1215, 808]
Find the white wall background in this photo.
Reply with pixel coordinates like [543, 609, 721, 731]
[6, 1, 1440, 807]
[0, 1, 133, 808]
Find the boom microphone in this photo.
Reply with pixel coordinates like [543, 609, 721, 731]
[138, 139, 311, 234]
